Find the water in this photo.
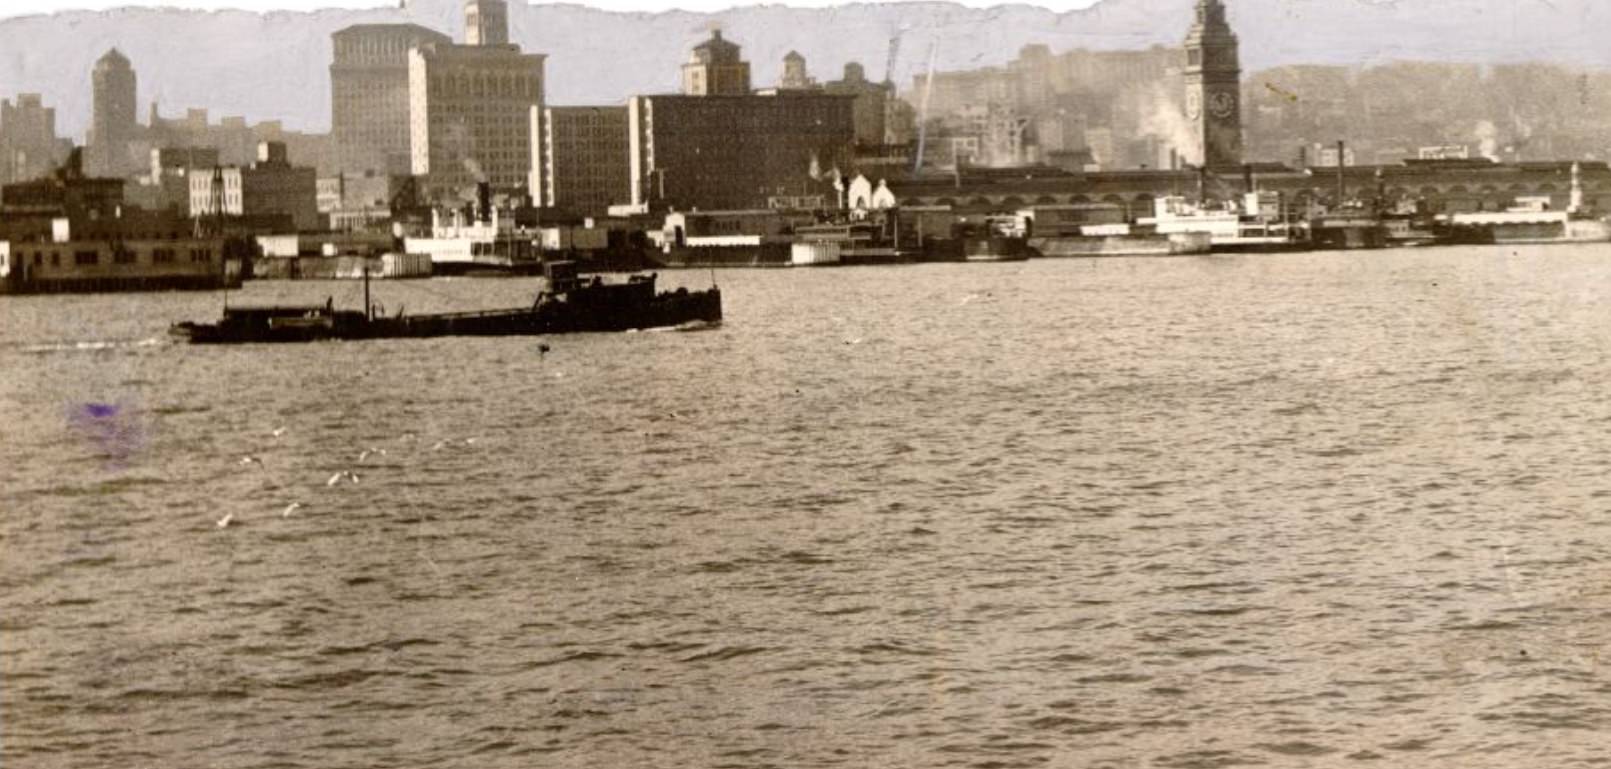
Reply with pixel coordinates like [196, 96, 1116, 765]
[6, 247, 1611, 768]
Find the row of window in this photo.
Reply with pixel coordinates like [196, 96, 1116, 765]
[427, 74, 541, 100]
[19, 248, 214, 268]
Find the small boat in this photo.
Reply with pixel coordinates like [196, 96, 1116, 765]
[169, 261, 722, 345]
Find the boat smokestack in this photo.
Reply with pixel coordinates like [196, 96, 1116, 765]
[1243, 163, 1254, 193]
[1336, 140, 1346, 205]
[477, 182, 493, 224]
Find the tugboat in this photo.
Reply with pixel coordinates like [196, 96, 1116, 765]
[169, 261, 722, 344]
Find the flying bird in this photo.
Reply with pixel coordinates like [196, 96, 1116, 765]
[216, 513, 235, 529]
[282, 502, 303, 517]
[326, 470, 360, 486]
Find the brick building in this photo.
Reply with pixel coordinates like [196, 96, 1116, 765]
[629, 32, 855, 212]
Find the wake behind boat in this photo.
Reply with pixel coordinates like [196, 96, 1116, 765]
[169, 262, 722, 344]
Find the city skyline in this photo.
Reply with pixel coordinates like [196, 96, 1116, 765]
[4, 0, 1611, 140]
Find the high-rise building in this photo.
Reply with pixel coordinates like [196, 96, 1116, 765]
[628, 92, 855, 211]
[1182, 0, 1242, 169]
[631, 32, 855, 211]
[537, 106, 631, 216]
[464, 0, 509, 47]
[89, 49, 139, 177]
[823, 62, 892, 147]
[330, 24, 453, 175]
[681, 30, 750, 96]
[408, 0, 545, 200]
[0, 94, 70, 185]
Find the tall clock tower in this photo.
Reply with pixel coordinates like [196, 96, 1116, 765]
[1183, 0, 1242, 170]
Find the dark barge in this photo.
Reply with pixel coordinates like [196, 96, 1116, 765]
[170, 262, 722, 344]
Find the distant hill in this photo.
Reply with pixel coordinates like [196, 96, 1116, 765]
[2, 0, 1609, 140]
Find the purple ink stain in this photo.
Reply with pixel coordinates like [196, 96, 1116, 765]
[68, 401, 146, 469]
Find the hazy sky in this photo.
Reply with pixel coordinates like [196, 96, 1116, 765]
[1, 0, 1108, 14]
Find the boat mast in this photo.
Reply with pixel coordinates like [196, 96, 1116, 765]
[363, 265, 372, 321]
[212, 165, 228, 310]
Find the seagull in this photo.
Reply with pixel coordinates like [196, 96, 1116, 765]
[358, 448, 387, 462]
[432, 440, 448, 451]
[238, 455, 264, 467]
[282, 502, 303, 517]
[216, 513, 235, 529]
[327, 470, 360, 486]
[271, 427, 287, 438]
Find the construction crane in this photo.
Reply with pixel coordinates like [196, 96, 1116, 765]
[883, 34, 902, 85]
[912, 40, 938, 175]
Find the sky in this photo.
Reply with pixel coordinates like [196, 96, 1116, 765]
[1, 0, 1109, 13]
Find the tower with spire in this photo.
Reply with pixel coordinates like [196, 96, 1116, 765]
[1182, 0, 1242, 170]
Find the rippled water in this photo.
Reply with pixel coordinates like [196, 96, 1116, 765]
[7, 248, 1611, 768]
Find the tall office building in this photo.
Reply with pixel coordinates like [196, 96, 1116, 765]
[631, 32, 855, 211]
[331, 24, 453, 175]
[464, 0, 509, 47]
[408, 0, 545, 200]
[88, 49, 139, 177]
[0, 94, 70, 184]
[537, 106, 632, 216]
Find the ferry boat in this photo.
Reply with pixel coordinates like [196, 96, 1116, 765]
[1438, 205, 1611, 245]
[1435, 165, 1611, 246]
[402, 186, 542, 276]
[790, 216, 914, 267]
[1138, 194, 1306, 253]
[170, 262, 721, 344]
[1019, 203, 1212, 258]
[1029, 224, 1213, 258]
[655, 210, 796, 268]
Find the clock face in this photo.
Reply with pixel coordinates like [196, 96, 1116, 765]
[1209, 90, 1236, 119]
[1185, 89, 1202, 120]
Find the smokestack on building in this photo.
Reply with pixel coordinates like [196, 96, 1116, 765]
[477, 181, 492, 223]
